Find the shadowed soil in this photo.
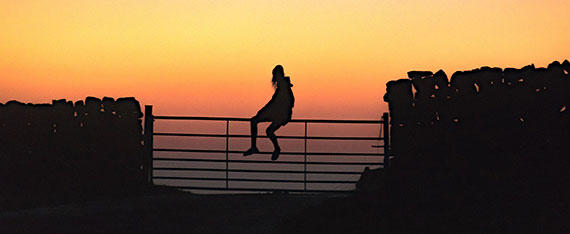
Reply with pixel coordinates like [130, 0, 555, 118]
[0, 191, 341, 234]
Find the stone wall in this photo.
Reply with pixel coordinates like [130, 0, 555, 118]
[0, 97, 145, 208]
[383, 60, 570, 195]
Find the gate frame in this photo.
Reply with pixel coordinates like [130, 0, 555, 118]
[143, 105, 389, 192]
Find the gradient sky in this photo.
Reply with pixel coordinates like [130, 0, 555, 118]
[1, 0, 569, 119]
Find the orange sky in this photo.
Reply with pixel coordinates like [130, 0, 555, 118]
[1, 0, 569, 119]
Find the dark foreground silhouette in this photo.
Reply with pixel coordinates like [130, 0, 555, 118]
[282, 60, 570, 233]
[3, 61, 570, 233]
[383, 60, 570, 199]
[244, 65, 295, 160]
[0, 97, 146, 211]
[0, 189, 333, 234]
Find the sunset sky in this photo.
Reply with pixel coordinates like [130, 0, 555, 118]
[1, 0, 569, 119]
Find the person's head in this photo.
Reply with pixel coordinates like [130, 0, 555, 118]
[272, 65, 284, 87]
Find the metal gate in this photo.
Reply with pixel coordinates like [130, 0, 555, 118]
[143, 105, 389, 193]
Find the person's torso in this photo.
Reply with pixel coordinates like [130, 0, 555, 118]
[274, 78, 294, 109]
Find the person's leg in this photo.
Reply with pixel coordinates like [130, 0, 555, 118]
[266, 121, 282, 160]
[243, 116, 260, 156]
[250, 117, 260, 147]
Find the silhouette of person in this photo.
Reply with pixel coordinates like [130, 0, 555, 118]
[244, 65, 295, 160]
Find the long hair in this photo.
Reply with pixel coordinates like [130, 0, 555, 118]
[271, 65, 284, 88]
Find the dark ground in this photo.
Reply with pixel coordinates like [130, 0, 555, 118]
[2, 187, 569, 234]
[0, 190, 348, 234]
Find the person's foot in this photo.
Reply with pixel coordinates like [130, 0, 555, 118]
[243, 147, 259, 156]
[271, 148, 280, 161]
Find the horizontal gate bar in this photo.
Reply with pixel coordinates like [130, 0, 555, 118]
[153, 167, 365, 174]
[153, 116, 383, 124]
[154, 132, 383, 141]
[153, 176, 358, 184]
[165, 185, 353, 193]
[154, 148, 384, 157]
[153, 157, 382, 166]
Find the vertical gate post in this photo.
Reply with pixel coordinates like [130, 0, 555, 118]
[144, 105, 154, 186]
[304, 121, 307, 191]
[382, 112, 390, 168]
[226, 120, 229, 189]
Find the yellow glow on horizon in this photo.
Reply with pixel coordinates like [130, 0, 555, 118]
[1, 0, 569, 118]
